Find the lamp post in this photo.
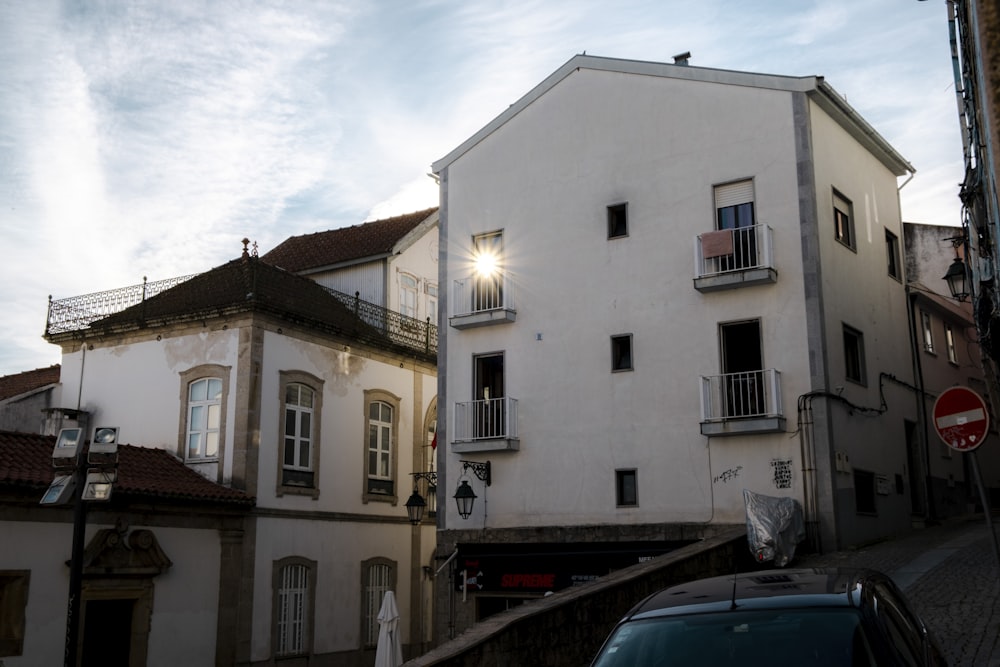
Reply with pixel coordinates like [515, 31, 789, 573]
[943, 256, 970, 302]
[41, 421, 119, 667]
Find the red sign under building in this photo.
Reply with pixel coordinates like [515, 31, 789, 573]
[933, 386, 990, 452]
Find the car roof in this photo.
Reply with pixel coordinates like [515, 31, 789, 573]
[626, 568, 885, 621]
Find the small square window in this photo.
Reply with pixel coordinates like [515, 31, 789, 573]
[616, 469, 637, 506]
[611, 334, 633, 372]
[885, 229, 901, 280]
[843, 325, 866, 385]
[608, 203, 628, 239]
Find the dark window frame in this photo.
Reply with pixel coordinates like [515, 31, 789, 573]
[843, 324, 867, 386]
[833, 189, 856, 251]
[611, 334, 634, 372]
[608, 203, 628, 239]
[616, 469, 638, 507]
[885, 228, 901, 280]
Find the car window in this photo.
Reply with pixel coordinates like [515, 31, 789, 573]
[592, 609, 876, 666]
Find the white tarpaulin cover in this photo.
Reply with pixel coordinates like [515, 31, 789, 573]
[374, 590, 403, 667]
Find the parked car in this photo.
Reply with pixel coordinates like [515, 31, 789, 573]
[590, 568, 946, 666]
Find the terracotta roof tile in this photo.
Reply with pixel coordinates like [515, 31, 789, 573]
[261, 207, 437, 274]
[0, 430, 253, 506]
[88, 256, 386, 341]
[0, 365, 61, 401]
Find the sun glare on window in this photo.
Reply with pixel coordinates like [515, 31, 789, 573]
[474, 251, 498, 277]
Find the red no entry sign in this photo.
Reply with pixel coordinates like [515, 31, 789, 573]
[933, 386, 990, 452]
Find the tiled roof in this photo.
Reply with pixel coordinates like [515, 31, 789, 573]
[261, 207, 438, 274]
[0, 430, 253, 506]
[88, 255, 387, 342]
[0, 365, 60, 401]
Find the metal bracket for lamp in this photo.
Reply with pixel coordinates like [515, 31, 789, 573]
[459, 460, 491, 486]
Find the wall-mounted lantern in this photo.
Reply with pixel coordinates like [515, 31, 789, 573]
[454, 460, 491, 520]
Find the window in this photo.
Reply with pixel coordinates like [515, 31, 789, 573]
[616, 469, 637, 507]
[843, 325, 867, 385]
[364, 390, 400, 502]
[608, 203, 628, 239]
[945, 323, 958, 364]
[361, 559, 396, 649]
[278, 371, 323, 496]
[473, 352, 507, 439]
[885, 229, 901, 280]
[611, 334, 633, 372]
[833, 189, 855, 250]
[472, 230, 504, 312]
[715, 180, 757, 270]
[178, 364, 230, 462]
[400, 273, 418, 318]
[0, 571, 29, 656]
[272, 557, 315, 658]
[921, 311, 935, 354]
[854, 469, 876, 514]
[720, 320, 765, 417]
[426, 282, 438, 325]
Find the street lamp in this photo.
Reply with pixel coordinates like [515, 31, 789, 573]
[453, 460, 491, 520]
[944, 257, 970, 302]
[405, 471, 437, 525]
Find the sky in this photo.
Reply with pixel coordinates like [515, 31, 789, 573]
[0, 0, 965, 376]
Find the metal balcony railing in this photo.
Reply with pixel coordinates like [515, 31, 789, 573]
[453, 397, 518, 442]
[325, 288, 437, 354]
[700, 369, 782, 422]
[45, 275, 198, 335]
[695, 223, 774, 278]
[451, 273, 514, 318]
[46, 276, 437, 356]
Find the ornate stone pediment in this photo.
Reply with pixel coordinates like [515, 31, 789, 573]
[81, 521, 172, 577]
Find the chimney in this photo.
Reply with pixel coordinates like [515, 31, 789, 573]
[673, 51, 691, 66]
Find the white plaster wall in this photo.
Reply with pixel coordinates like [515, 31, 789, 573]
[388, 226, 440, 323]
[249, 516, 426, 660]
[256, 330, 436, 514]
[3, 520, 221, 667]
[55, 330, 239, 461]
[443, 68, 816, 528]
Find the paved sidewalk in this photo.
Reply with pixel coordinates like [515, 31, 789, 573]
[795, 517, 1000, 666]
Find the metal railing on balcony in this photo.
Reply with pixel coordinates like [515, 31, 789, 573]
[46, 276, 437, 356]
[45, 274, 198, 335]
[700, 369, 782, 422]
[325, 288, 437, 354]
[453, 396, 518, 442]
[451, 273, 514, 318]
[695, 223, 774, 278]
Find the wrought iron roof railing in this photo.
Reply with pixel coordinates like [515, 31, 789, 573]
[45, 275, 198, 336]
[324, 287, 437, 355]
[45, 275, 437, 356]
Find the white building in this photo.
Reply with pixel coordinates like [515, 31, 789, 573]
[431, 54, 920, 635]
[9, 231, 439, 665]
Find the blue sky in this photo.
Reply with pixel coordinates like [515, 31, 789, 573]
[0, 0, 961, 376]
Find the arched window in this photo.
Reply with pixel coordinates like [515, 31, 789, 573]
[361, 558, 396, 648]
[278, 371, 323, 497]
[177, 364, 230, 463]
[400, 273, 418, 318]
[272, 557, 316, 658]
[363, 390, 400, 503]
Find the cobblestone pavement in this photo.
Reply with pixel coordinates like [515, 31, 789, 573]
[795, 517, 1000, 666]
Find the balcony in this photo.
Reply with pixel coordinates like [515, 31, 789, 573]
[452, 397, 519, 453]
[693, 224, 777, 292]
[450, 274, 516, 329]
[699, 369, 785, 436]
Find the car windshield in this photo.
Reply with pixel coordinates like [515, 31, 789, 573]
[592, 608, 877, 666]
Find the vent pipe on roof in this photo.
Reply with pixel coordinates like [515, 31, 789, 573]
[673, 51, 691, 66]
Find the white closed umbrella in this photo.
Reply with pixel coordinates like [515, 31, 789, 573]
[374, 590, 403, 667]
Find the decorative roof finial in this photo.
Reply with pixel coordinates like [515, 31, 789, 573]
[242, 238, 250, 258]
